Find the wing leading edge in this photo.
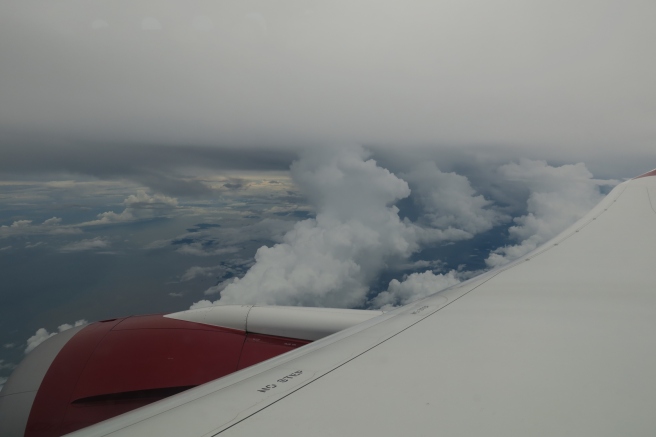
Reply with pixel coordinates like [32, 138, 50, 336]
[69, 173, 656, 437]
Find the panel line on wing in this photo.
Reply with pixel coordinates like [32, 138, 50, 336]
[647, 187, 656, 215]
[210, 295, 473, 435]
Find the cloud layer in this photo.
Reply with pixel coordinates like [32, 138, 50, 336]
[0, 217, 81, 239]
[186, 149, 622, 311]
[372, 270, 462, 310]
[402, 162, 509, 238]
[60, 237, 111, 253]
[2, 1, 654, 164]
[192, 146, 514, 309]
[82, 191, 178, 225]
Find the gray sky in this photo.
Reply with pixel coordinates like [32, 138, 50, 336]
[1, 0, 655, 172]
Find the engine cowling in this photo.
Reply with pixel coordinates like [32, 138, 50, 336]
[0, 306, 382, 437]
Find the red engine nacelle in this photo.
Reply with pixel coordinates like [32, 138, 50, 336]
[0, 305, 383, 437]
[10, 315, 309, 437]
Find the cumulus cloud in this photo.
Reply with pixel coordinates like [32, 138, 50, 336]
[486, 159, 616, 267]
[82, 191, 178, 226]
[0, 191, 178, 244]
[57, 320, 89, 331]
[371, 270, 461, 310]
[402, 162, 509, 238]
[186, 147, 528, 309]
[42, 217, 62, 226]
[9, 220, 32, 228]
[194, 145, 421, 308]
[204, 277, 238, 295]
[25, 320, 88, 354]
[190, 299, 214, 310]
[25, 329, 56, 354]
[60, 237, 110, 252]
[0, 216, 79, 239]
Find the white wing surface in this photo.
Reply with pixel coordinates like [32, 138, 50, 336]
[68, 173, 656, 436]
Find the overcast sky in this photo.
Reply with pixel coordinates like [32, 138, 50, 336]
[1, 0, 655, 172]
[1, 0, 655, 390]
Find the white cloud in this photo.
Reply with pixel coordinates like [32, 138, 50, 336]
[194, 146, 422, 308]
[371, 270, 461, 310]
[0, 376, 7, 393]
[186, 147, 530, 309]
[57, 319, 89, 331]
[486, 159, 616, 267]
[190, 299, 214, 310]
[25, 241, 44, 249]
[291, 146, 412, 222]
[25, 320, 88, 354]
[204, 277, 238, 295]
[10, 220, 32, 228]
[402, 162, 509, 238]
[0, 246, 11, 251]
[81, 191, 178, 226]
[4, 343, 15, 348]
[60, 237, 110, 252]
[123, 191, 178, 209]
[0, 216, 77, 239]
[42, 217, 62, 226]
[24, 329, 56, 354]
[0, 191, 178, 241]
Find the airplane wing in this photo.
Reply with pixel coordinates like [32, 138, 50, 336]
[29, 171, 656, 435]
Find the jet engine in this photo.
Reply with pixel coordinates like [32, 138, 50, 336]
[0, 306, 382, 437]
